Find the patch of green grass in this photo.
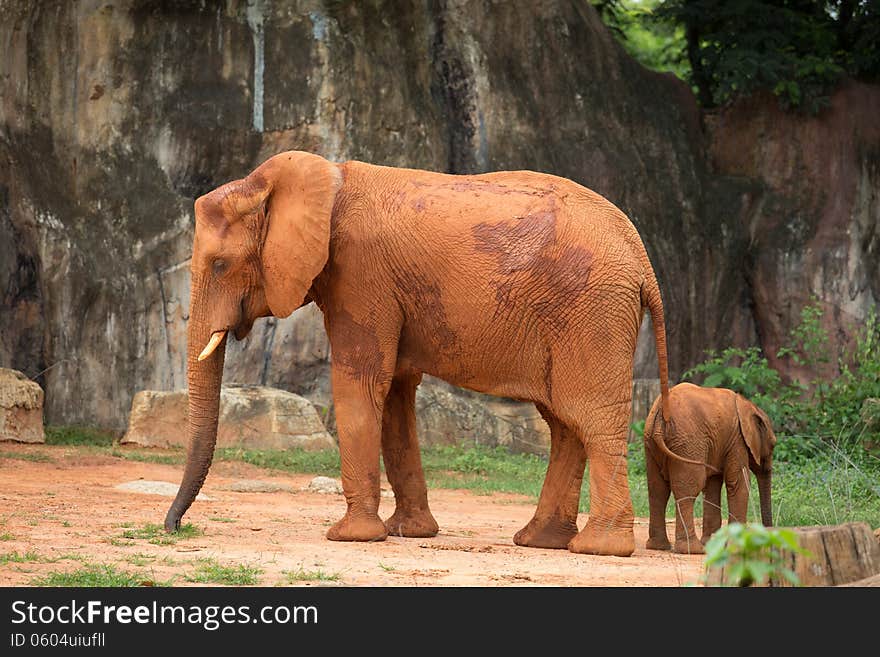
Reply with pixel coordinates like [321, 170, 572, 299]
[378, 563, 396, 572]
[122, 522, 202, 545]
[107, 448, 184, 465]
[0, 550, 42, 565]
[215, 448, 340, 475]
[0, 533, 14, 541]
[184, 559, 261, 585]
[208, 517, 237, 523]
[421, 445, 555, 501]
[282, 566, 341, 583]
[627, 437, 880, 525]
[124, 553, 157, 567]
[0, 450, 51, 463]
[45, 425, 116, 446]
[31, 564, 163, 587]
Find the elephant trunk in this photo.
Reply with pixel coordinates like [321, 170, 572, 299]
[757, 471, 773, 527]
[164, 278, 227, 532]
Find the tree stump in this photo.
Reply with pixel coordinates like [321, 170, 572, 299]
[705, 522, 880, 587]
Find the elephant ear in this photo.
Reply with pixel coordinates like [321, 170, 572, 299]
[253, 151, 342, 318]
[735, 395, 775, 466]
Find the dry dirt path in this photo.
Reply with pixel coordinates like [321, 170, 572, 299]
[0, 444, 703, 587]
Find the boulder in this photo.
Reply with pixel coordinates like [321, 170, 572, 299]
[121, 385, 335, 451]
[415, 378, 550, 455]
[0, 367, 44, 443]
[415, 377, 663, 454]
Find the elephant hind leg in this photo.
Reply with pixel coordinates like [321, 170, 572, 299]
[701, 475, 723, 544]
[645, 449, 672, 551]
[381, 372, 439, 538]
[671, 471, 705, 554]
[566, 402, 636, 557]
[514, 407, 585, 549]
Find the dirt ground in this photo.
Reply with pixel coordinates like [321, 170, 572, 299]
[0, 444, 704, 587]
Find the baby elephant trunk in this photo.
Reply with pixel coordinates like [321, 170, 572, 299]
[757, 471, 773, 526]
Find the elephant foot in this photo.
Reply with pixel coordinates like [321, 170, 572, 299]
[327, 511, 388, 542]
[513, 516, 579, 549]
[384, 507, 439, 538]
[645, 536, 672, 551]
[673, 538, 704, 555]
[568, 521, 635, 557]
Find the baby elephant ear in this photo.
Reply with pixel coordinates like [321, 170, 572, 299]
[257, 151, 342, 318]
[735, 395, 774, 466]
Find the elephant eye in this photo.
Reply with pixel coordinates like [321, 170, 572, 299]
[212, 258, 228, 276]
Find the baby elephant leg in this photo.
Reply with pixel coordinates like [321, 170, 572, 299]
[671, 467, 705, 554]
[645, 449, 671, 551]
[701, 475, 723, 544]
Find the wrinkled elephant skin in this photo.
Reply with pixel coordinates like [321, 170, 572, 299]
[166, 150, 673, 557]
[643, 383, 777, 554]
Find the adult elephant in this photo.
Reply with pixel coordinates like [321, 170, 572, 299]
[164, 150, 671, 557]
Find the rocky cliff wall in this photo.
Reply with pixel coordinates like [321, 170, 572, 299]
[1, 0, 876, 434]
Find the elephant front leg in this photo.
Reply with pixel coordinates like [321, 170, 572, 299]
[381, 373, 439, 538]
[326, 371, 390, 543]
[514, 410, 585, 549]
[568, 436, 635, 557]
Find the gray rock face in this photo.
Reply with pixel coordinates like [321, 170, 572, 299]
[121, 385, 335, 450]
[1, 1, 877, 437]
[0, 368, 44, 443]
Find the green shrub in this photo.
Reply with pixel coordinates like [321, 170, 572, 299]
[704, 523, 808, 587]
[684, 302, 880, 454]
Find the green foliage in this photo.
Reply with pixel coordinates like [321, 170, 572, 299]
[214, 447, 341, 475]
[595, 0, 880, 112]
[591, 0, 690, 78]
[704, 522, 807, 586]
[45, 425, 116, 446]
[121, 522, 202, 545]
[31, 564, 165, 587]
[282, 567, 341, 583]
[772, 443, 880, 526]
[630, 419, 646, 440]
[184, 559, 261, 585]
[684, 302, 880, 454]
[0, 450, 52, 462]
[0, 550, 42, 565]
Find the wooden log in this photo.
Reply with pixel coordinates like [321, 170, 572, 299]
[705, 522, 880, 587]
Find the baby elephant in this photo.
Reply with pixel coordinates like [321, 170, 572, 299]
[643, 382, 777, 554]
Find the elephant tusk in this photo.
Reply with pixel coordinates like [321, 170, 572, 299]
[197, 331, 226, 361]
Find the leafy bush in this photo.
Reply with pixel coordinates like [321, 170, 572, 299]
[704, 522, 808, 586]
[684, 302, 880, 456]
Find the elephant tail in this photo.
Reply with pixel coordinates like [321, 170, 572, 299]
[640, 268, 670, 422]
[649, 411, 720, 472]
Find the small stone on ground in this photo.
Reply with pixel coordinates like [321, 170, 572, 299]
[221, 479, 295, 493]
[115, 480, 211, 500]
[305, 476, 343, 494]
